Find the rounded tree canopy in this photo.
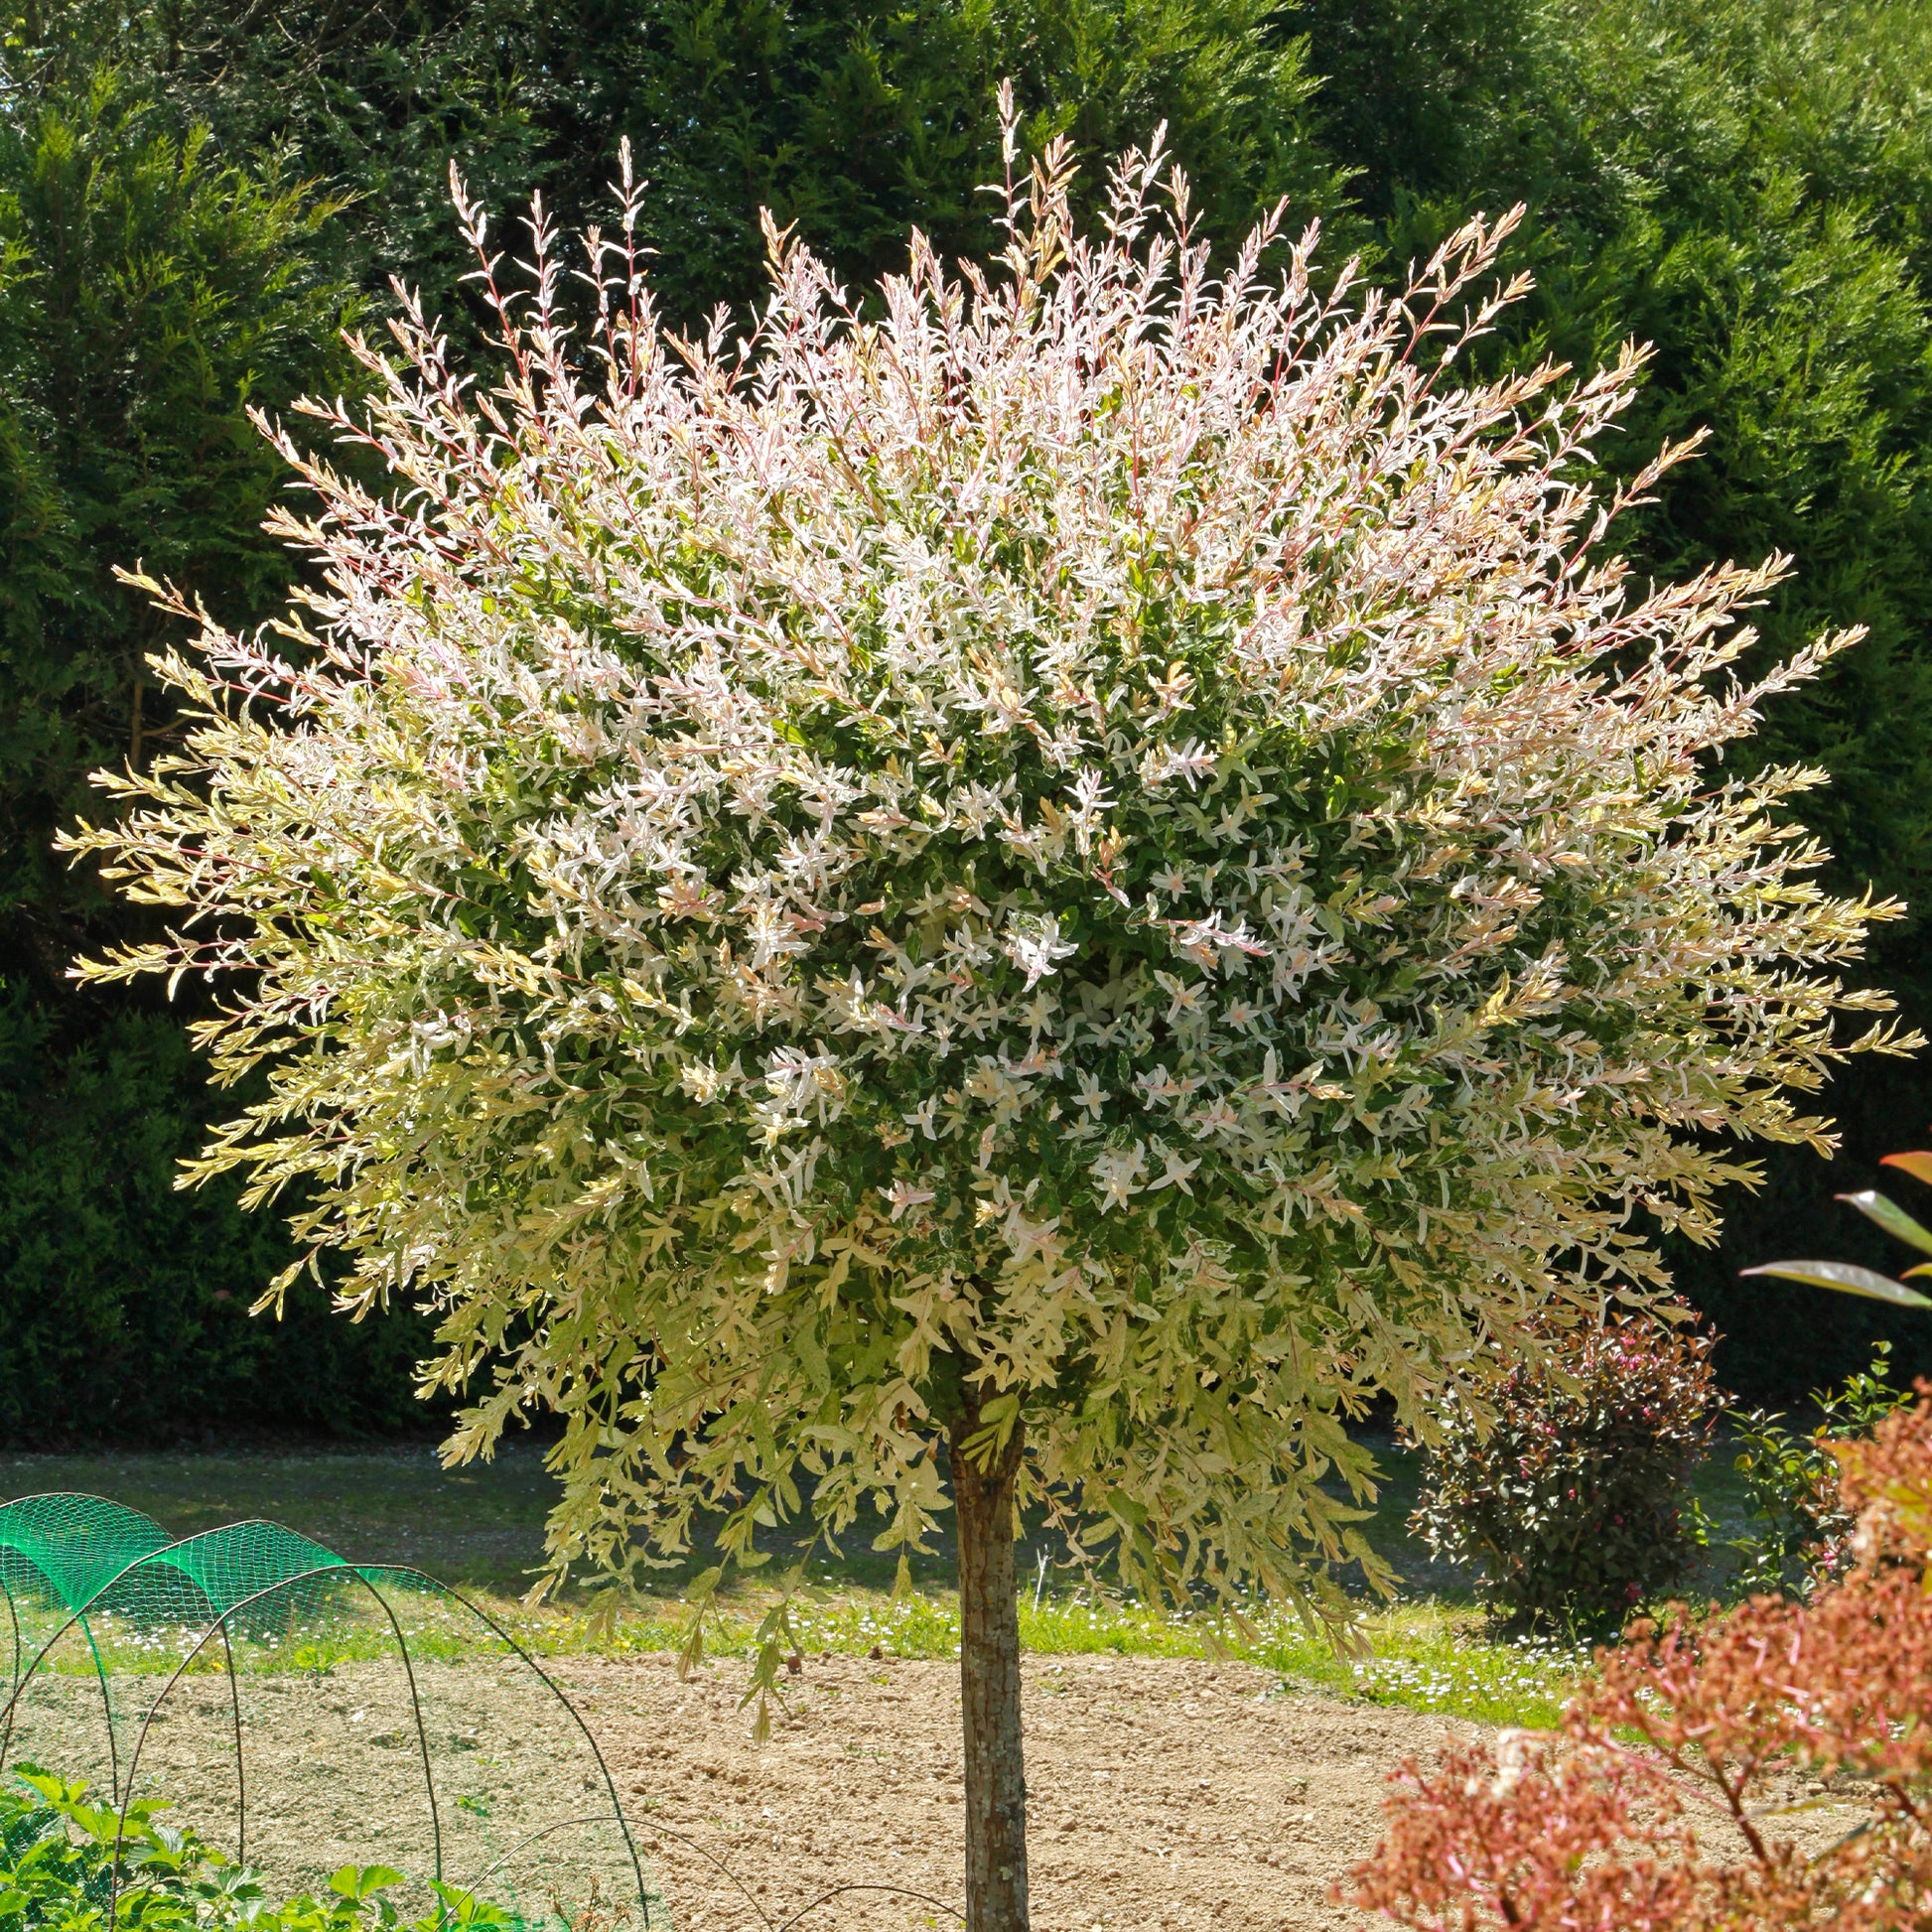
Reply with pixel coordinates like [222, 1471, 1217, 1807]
[69, 110, 1911, 1629]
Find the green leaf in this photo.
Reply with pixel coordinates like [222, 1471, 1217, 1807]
[426, 1881, 512, 1928]
[329, 1865, 404, 1900]
[1836, 1188, 1932, 1257]
[1740, 1260, 1932, 1309]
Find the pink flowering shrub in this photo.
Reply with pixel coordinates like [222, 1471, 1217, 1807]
[1407, 1310, 1722, 1629]
[1351, 1386, 1932, 1930]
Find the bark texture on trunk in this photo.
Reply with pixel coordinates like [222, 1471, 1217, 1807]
[951, 1402, 1030, 1932]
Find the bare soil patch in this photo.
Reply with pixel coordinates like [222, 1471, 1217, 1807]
[7, 1650, 1454, 1930]
[7, 1648, 1873, 1932]
[562, 1651, 1870, 1932]
[566, 1652, 1464, 1932]
[6, 1657, 649, 1926]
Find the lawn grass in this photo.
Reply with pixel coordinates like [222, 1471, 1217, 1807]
[598, 1589, 1593, 1730]
[3, 1428, 1765, 1733]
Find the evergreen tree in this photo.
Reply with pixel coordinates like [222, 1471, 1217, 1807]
[0, 68, 439, 1433]
[0, 74, 361, 983]
[1294, 0, 1932, 1394]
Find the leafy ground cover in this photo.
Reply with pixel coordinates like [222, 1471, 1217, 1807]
[0, 1760, 516, 1932]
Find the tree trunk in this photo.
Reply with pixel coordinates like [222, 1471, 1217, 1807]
[950, 1401, 1029, 1932]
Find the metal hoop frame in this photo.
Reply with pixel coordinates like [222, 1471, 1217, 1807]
[0, 1491, 174, 1803]
[0, 1505, 650, 1932]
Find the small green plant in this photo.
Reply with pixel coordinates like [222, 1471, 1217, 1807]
[1252, 1605, 1589, 1729]
[1728, 1343, 1910, 1596]
[1735, 1147, 1932, 1595]
[1407, 1310, 1723, 1632]
[0, 1765, 511, 1932]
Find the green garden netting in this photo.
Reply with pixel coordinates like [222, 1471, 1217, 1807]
[0, 1494, 654, 1931]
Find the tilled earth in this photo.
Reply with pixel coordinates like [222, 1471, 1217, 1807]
[5, 1650, 1874, 1932]
[572, 1651, 1462, 1932]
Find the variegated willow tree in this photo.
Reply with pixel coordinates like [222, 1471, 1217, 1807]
[67, 102, 1911, 1932]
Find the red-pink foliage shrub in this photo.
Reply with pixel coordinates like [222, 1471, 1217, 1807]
[1348, 1387, 1932, 1930]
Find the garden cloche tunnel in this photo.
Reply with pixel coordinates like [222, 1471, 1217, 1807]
[0, 1491, 653, 1929]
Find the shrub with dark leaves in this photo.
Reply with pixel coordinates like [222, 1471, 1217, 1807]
[1408, 1310, 1722, 1629]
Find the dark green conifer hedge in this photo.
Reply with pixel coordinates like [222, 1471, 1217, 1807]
[4, 0, 1930, 1431]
